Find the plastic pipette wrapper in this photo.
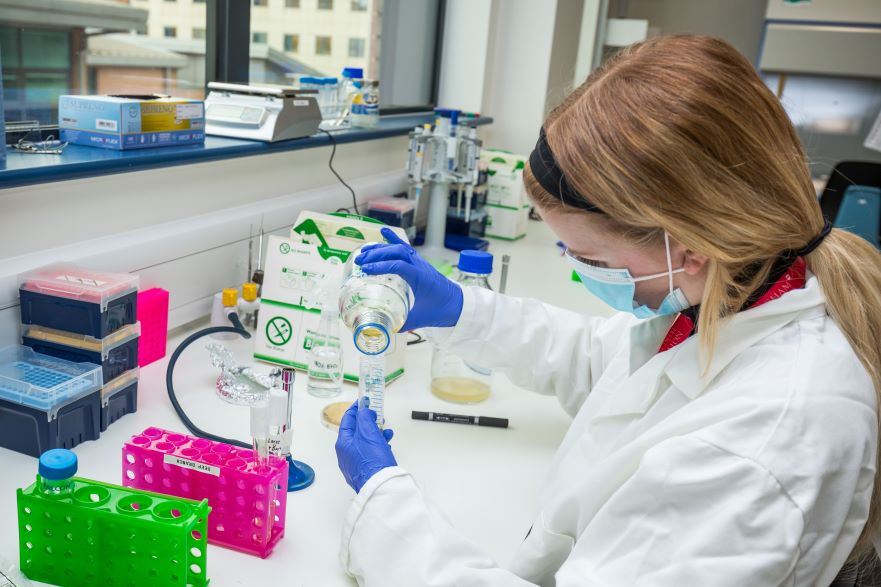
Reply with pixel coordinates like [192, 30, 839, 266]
[250, 398, 271, 467]
[267, 369, 294, 457]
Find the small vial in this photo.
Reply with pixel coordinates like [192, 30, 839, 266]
[358, 353, 385, 428]
[38, 449, 77, 497]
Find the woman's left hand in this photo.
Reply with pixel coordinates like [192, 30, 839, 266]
[335, 401, 397, 493]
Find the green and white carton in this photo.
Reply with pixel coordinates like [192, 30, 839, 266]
[253, 211, 408, 383]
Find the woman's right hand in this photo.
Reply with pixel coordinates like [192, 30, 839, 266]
[356, 227, 464, 331]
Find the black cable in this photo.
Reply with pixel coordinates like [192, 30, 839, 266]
[407, 331, 426, 346]
[318, 128, 359, 215]
[166, 313, 253, 449]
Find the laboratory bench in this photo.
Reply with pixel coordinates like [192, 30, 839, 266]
[0, 221, 611, 587]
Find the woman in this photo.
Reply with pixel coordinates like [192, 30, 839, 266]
[335, 35, 881, 586]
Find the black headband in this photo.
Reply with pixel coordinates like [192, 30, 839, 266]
[529, 127, 604, 214]
[795, 219, 833, 257]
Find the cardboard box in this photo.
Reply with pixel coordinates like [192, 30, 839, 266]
[485, 204, 530, 241]
[59, 94, 205, 150]
[253, 212, 409, 383]
[482, 149, 527, 208]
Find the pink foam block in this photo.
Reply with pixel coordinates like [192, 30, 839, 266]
[122, 427, 288, 558]
[137, 288, 169, 367]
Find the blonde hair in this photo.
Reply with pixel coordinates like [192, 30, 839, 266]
[526, 35, 881, 561]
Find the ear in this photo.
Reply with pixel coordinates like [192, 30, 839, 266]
[682, 249, 709, 276]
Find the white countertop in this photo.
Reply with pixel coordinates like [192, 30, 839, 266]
[0, 220, 612, 587]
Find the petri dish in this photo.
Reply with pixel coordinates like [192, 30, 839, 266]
[320, 401, 351, 431]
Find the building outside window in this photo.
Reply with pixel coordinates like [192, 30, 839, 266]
[318, 0, 333, 10]
[284, 34, 299, 53]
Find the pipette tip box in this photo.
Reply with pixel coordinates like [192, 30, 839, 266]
[19, 264, 139, 339]
[122, 427, 288, 558]
[137, 288, 169, 367]
[0, 345, 102, 457]
[22, 322, 140, 385]
[18, 476, 209, 587]
[101, 367, 139, 432]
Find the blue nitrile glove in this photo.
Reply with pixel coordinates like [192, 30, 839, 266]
[355, 227, 464, 331]
[335, 401, 397, 493]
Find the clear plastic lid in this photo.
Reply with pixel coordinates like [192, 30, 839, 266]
[367, 197, 416, 213]
[101, 367, 139, 405]
[23, 322, 141, 358]
[19, 264, 139, 310]
[0, 345, 102, 418]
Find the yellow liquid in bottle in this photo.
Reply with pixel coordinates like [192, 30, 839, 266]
[431, 377, 491, 404]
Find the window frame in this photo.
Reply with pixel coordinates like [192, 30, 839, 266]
[348, 36, 365, 58]
[314, 35, 332, 56]
[4, 0, 444, 141]
[283, 34, 299, 53]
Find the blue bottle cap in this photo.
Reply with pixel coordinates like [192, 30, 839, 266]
[39, 449, 78, 481]
[458, 250, 493, 275]
[342, 67, 364, 79]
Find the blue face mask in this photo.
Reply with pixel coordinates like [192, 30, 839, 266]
[566, 232, 690, 319]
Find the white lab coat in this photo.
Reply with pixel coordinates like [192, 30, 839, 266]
[339, 275, 878, 586]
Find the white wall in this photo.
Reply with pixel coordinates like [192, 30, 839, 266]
[436, 0, 494, 113]
[0, 137, 409, 347]
[448, 0, 589, 156]
[621, 0, 767, 64]
[480, 0, 560, 156]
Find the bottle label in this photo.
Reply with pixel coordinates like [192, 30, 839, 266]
[163, 454, 220, 477]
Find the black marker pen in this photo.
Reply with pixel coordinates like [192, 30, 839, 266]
[411, 411, 508, 428]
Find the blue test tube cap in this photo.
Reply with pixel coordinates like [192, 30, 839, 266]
[39, 449, 78, 481]
[458, 250, 493, 275]
[342, 67, 364, 79]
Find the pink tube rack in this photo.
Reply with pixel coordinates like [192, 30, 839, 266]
[137, 288, 169, 367]
[122, 427, 288, 558]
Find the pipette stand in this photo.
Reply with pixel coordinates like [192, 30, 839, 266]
[419, 180, 457, 269]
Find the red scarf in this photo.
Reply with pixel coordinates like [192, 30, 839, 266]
[658, 257, 807, 353]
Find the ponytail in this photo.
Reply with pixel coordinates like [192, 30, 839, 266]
[808, 229, 881, 559]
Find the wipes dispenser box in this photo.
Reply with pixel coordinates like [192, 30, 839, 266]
[254, 211, 407, 383]
[59, 94, 205, 150]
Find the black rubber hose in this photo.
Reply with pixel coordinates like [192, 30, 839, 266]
[165, 312, 253, 449]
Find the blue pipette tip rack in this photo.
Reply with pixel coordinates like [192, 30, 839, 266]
[286, 455, 315, 492]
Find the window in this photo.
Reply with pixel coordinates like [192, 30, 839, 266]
[194, 0, 205, 3]
[1, 2, 207, 129]
[315, 36, 332, 55]
[348, 37, 365, 58]
[284, 34, 299, 53]
[252, 32, 268, 44]
[252, 0, 268, 6]
[246, 0, 440, 110]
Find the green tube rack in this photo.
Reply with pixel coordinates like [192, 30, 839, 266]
[17, 477, 210, 587]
